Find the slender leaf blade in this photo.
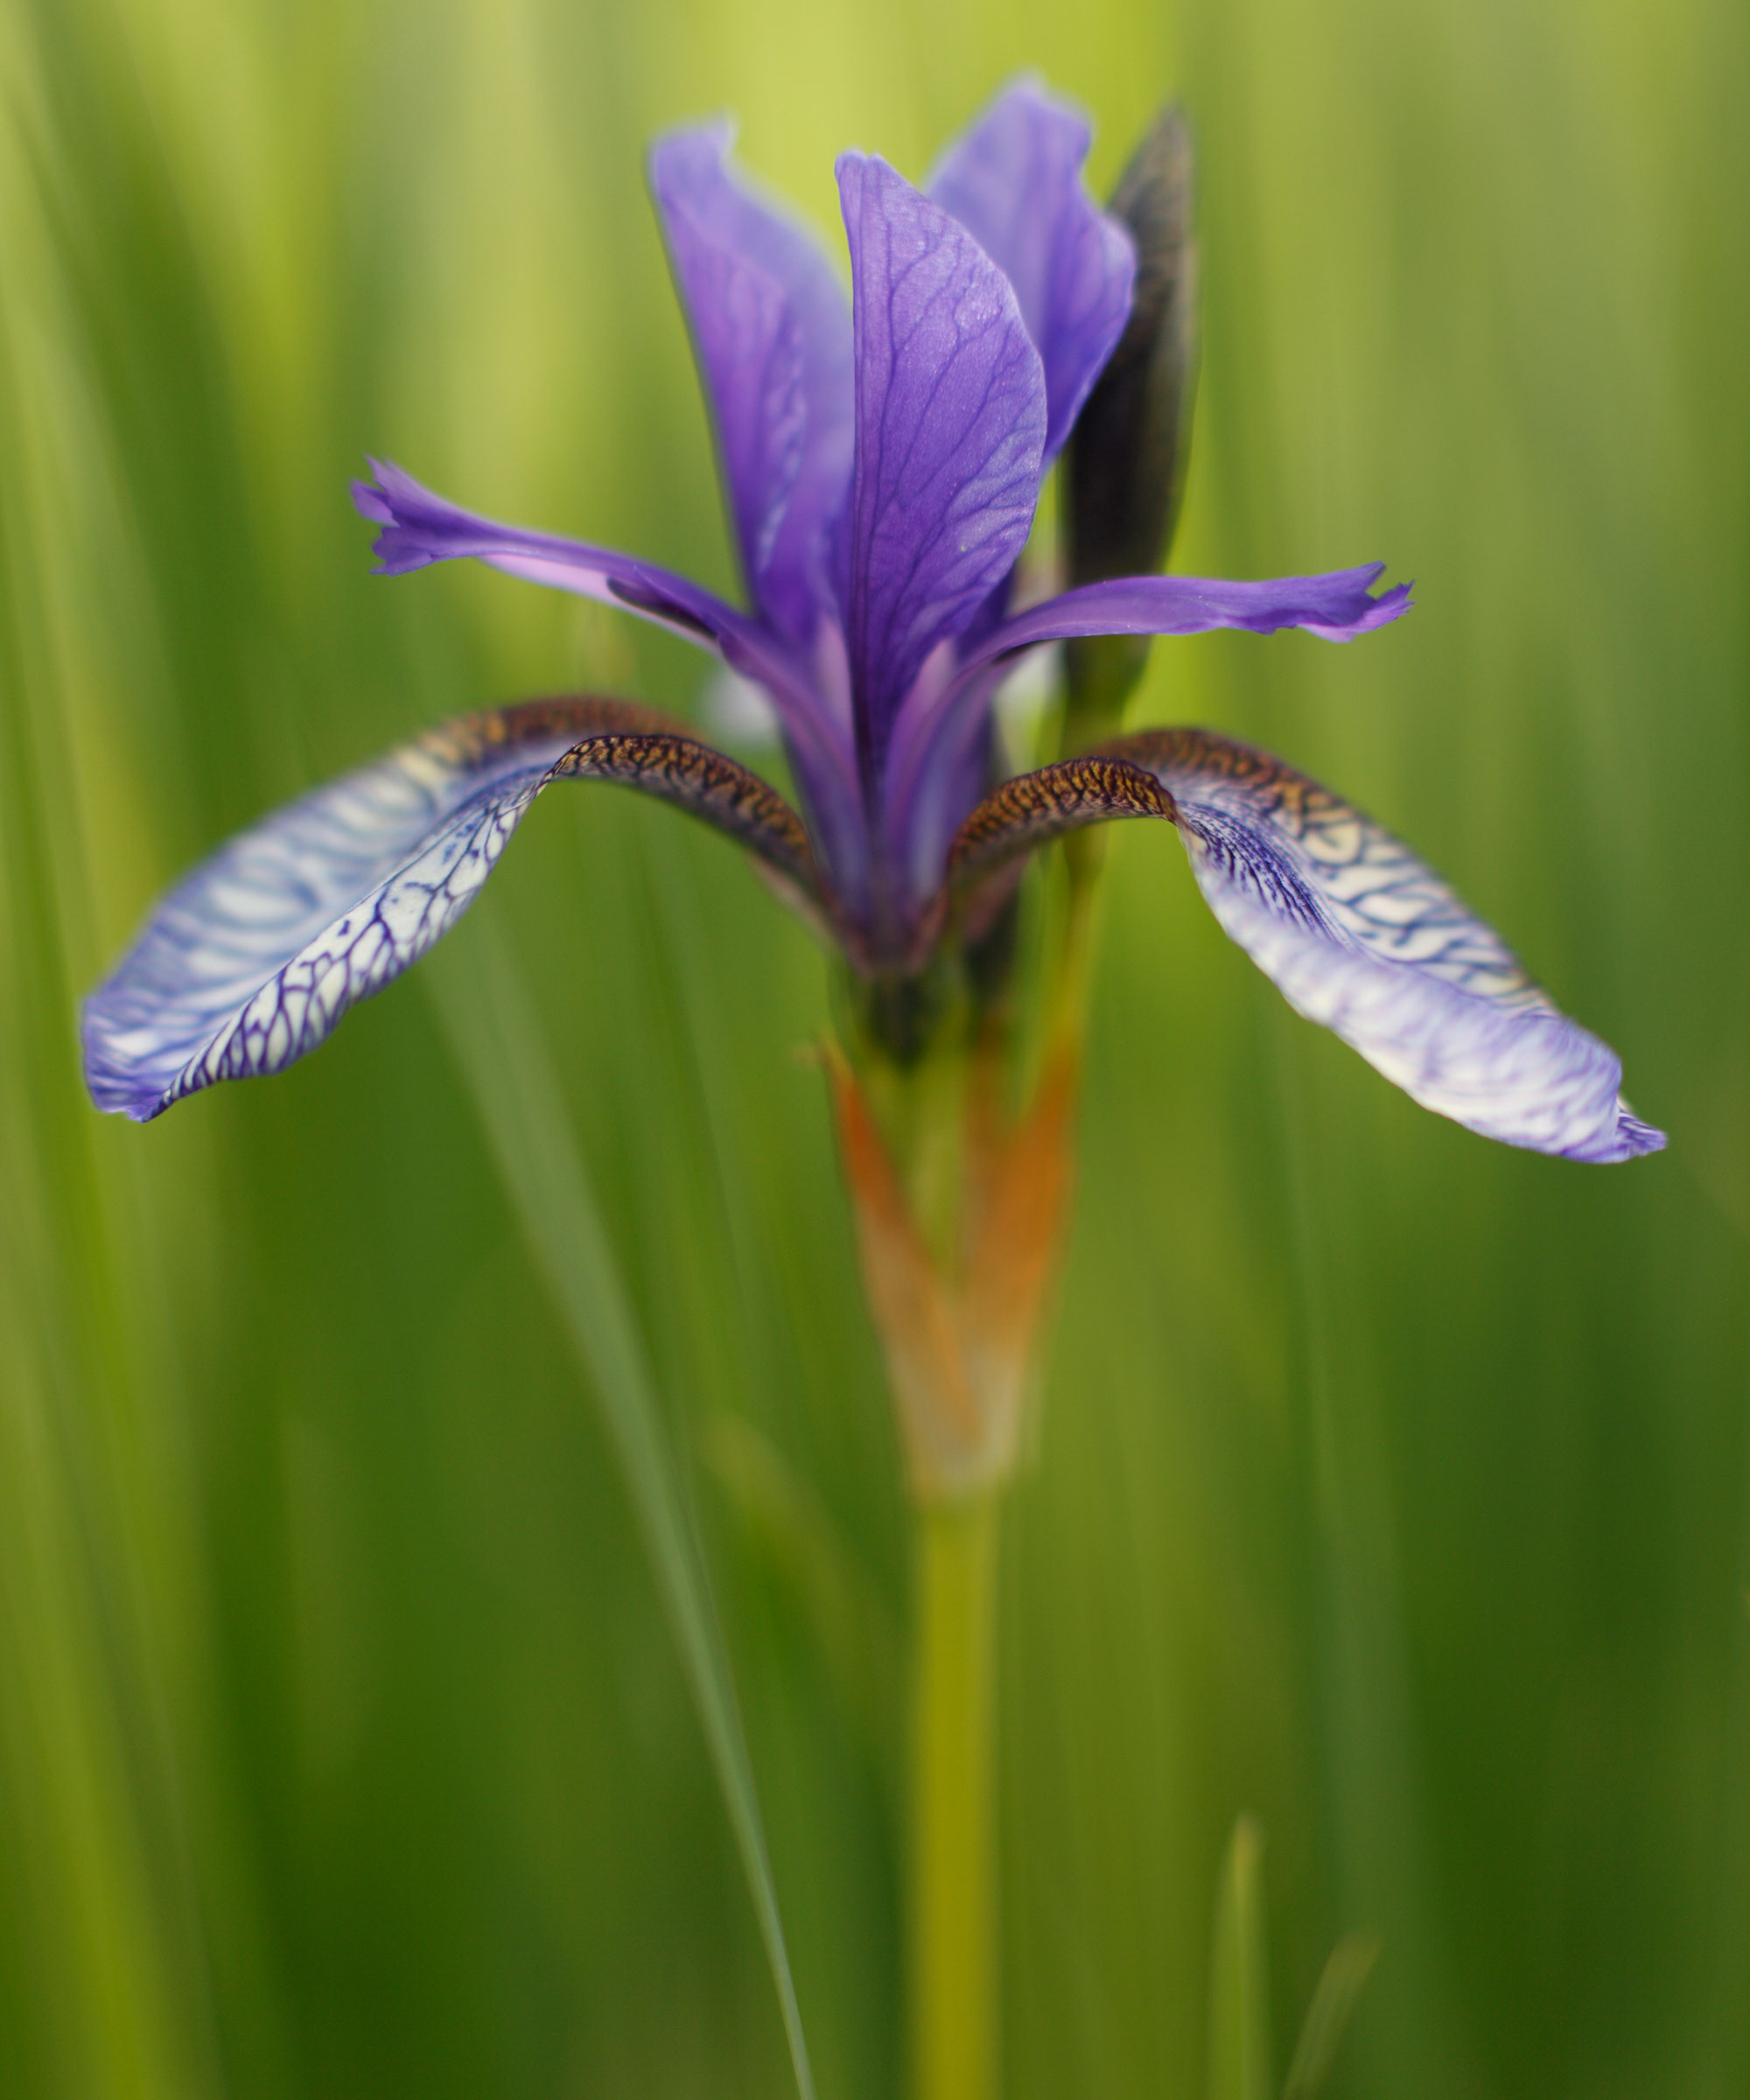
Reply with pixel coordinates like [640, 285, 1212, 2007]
[1207, 1814, 1272, 2100]
[1282, 1935, 1381, 2100]
[427, 923, 816, 2100]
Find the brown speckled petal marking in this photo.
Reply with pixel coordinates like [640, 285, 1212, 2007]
[945, 749, 1174, 892]
[942, 728, 1662, 1163]
[83, 696, 825, 1121]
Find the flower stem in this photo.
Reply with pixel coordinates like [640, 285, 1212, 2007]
[909, 1488, 1002, 2100]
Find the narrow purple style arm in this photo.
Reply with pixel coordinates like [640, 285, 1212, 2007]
[928, 79, 1137, 460]
[836, 154, 1047, 778]
[975, 564, 1414, 654]
[881, 564, 1413, 891]
[945, 731, 1662, 1163]
[353, 459, 864, 875]
[83, 700, 823, 1121]
[648, 124, 854, 646]
[355, 458, 830, 708]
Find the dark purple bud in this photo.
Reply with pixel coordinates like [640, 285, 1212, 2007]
[1062, 109, 1198, 742]
[1066, 107, 1198, 585]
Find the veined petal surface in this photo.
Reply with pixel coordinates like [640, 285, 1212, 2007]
[945, 730, 1662, 1163]
[649, 124, 854, 644]
[929, 79, 1137, 459]
[84, 701, 822, 1121]
[836, 154, 1046, 776]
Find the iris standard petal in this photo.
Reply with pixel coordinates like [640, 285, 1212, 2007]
[353, 460, 864, 873]
[83, 700, 823, 1121]
[943, 731, 1662, 1163]
[835, 154, 1046, 780]
[649, 124, 854, 644]
[928, 79, 1137, 460]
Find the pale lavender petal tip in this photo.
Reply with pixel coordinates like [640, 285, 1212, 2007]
[351, 478, 395, 528]
[1576, 1109, 1665, 1163]
[1303, 574, 1414, 640]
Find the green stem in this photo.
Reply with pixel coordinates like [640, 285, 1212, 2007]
[909, 1490, 1002, 2100]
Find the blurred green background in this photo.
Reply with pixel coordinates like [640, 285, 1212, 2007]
[3, 0, 1746, 2092]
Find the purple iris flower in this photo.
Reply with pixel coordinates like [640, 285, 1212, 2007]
[81, 82, 1661, 1164]
[353, 88, 1406, 942]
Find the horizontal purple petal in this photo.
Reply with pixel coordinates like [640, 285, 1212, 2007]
[649, 124, 853, 644]
[353, 460, 866, 881]
[879, 564, 1412, 897]
[83, 702, 829, 1121]
[941, 730, 1660, 1162]
[836, 154, 1046, 782]
[929, 80, 1136, 459]
[971, 564, 1414, 657]
[358, 458, 765, 652]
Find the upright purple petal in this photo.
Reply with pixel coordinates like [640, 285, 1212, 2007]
[929, 79, 1137, 458]
[354, 461, 866, 884]
[649, 124, 854, 644]
[835, 154, 1047, 782]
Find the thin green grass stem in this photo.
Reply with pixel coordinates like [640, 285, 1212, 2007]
[909, 1489, 1001, 2100]
[428, 926, 816, 2100]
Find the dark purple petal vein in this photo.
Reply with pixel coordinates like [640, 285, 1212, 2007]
[82, 700, 825, 1121]
[836, 154, 1046, 782]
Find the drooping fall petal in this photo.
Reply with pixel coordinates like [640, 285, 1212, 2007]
[84, 700, 822, 1120]
[945, 730, 1662, 1162]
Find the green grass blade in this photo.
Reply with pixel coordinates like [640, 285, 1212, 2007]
[426, 922, 817, 2100]
[1206, 1815, 1271, 2100]
[1282, 1934, 1381, 2100]
[702, 1410, 902, 1782]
